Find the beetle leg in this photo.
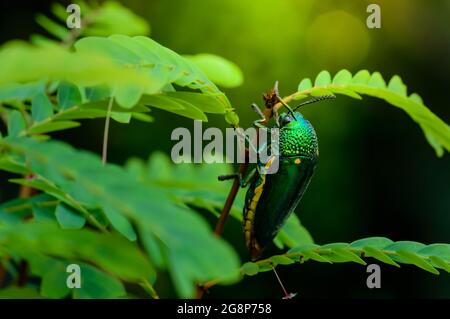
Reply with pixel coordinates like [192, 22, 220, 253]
[251, 103, 271, 130]
[218, 173, 240, 182]
[218, 168, 256, 188]
[241, 168, 257, 187]
[235, 126, 259, 155]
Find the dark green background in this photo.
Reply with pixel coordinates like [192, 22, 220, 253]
[0, 0, 449, 298]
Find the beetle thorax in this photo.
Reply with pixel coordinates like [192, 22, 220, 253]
[279, 113, 318, 158]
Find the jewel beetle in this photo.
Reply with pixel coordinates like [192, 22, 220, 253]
[219, 89, 335, 260]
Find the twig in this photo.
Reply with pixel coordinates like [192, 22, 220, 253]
[214, 156, 248, 236]
[102, 96, 114, 165]
[99, 95, 158, 298]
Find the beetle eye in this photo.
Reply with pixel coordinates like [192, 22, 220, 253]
[281, 116, 292, 125]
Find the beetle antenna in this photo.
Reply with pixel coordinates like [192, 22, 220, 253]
[277, 96, 295, 117]
[272, 266, 297, 299]
[273, 83, 295, 117]
[293, 95, 336, 111]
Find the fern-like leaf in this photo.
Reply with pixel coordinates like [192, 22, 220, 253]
[241, 237, 450, 276]
[290, 70, 450, 157]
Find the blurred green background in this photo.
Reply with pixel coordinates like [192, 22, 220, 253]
[0, 0, 449, 298]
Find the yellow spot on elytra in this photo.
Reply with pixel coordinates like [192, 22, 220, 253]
[295, 158, 301, 165]
[264, 155, 276, 169]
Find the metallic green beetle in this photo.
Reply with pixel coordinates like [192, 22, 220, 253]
[220, 90, 334, 260]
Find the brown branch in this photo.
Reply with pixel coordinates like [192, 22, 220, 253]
[214, 158, 248, 236]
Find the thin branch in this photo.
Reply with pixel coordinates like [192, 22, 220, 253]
[102, 96, 114, 165]
[99, 94, 158, 299]
[214, 158, 248, 236]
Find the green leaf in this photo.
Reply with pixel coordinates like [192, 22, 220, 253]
[185, 54, 244, 88]
[352, 70, 371, 84]
[33, 201, 57, 222]
[396, 250, 439, 275]
[0, 156, 30, 174]
[140, 94, 207, 121]
[141, 232, 166, 268]
[225, 111, 240, 126]
[36, 14, 69, 40]
[115, 84, 143, 109]
[418, 244, 450, 260]
[0, 43, 153, 90]
[428, 256, 450, 273]
[368, 72, 386, 88]
[28, 120, 80, 135]
[40, 260, 71, 299]
[314, 70, 332, 86]
[350, 237, 393, 249]
[111, 112, 132, 124]
[85, 85, 111, 102]
[7, 110, 26, 137]
[131, 112, 154, 123]
[140, 94, 185, 111]
[363, 246, 399, 267]
[388, 75, 407, 96]
[57, 82, 82, 110]
[102, 205, 137, 241]
[165, 92, 226, 114]
[332, 69, 352, 85]
[82, 2, 150, 37]
[271, 255, 295, 266]
[384, 241, 425, 252]
[331, 247, 366, 265]
[302, 250, 332, 263]
[73, 263, 126, 299]
[31, 93, 54, 122]
[55, 203, 86, 229]
[167, 99, 208, 121]
[241, 262, 259, 276]
[0, 81, 46, 102]
[298, 78, 312, 91]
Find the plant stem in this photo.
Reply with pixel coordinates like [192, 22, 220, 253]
[99, 95, 159, 299]
[102, 96, 114, 165]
